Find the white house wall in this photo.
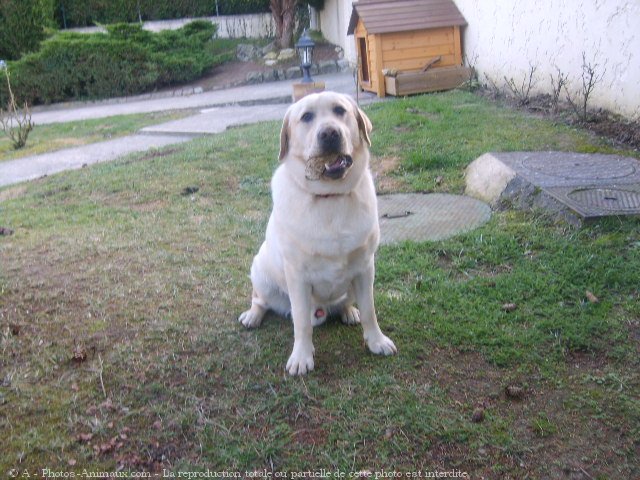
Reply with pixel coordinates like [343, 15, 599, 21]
[451, 0, 640, 119]
[319, 0, 357, 66]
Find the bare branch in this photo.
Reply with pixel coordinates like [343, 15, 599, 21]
[549, 66, 569, 114]
[1, 68, 34, 149]
[563, 51, 606, 122]
[504, 63, 538, 106]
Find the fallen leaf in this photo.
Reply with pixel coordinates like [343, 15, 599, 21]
[100, 443, 113, 454]
[471, 407, 485, 423]
[72, 344, 88, 363]
[585, 290, 600, 303]
[505, 385, 525, 400]
[78, 433, 93, 443]
[181, 186, 199, 196]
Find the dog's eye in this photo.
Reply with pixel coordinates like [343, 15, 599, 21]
[301, 112, 314, 123]
[333, 106, 347, 116]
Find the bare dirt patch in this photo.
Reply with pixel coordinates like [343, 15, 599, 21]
[0, 185, 27, 202]
[371, 155, 403, 193]
[191, 44, 342, 91]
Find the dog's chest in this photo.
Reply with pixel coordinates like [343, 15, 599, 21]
[304, 249, 368, 303]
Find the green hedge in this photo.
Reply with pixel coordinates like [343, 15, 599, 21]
[55, 0, 271, 28]
[0, 0, 54, 60]
[1, 21, 225, 105]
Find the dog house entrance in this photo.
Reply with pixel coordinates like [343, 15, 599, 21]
[358, 38, 370, 84]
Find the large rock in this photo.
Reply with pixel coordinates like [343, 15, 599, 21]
[285, 67, 302, 80]
[318, 60, 338, 75]
[262, 69, 279, 82]
[465, 153, 516, 206]
[245, 71, 263, 84]
[261, 41, 277, 56]
[277, 48, 296, 61]
[236, 44, 260, 62]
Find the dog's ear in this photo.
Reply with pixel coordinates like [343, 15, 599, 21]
[279, 109, 291, 161]
[346, 96, 372, 146]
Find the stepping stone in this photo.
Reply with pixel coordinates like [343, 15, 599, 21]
[378, 193, 491, 245]
[465, 151, 640, 225]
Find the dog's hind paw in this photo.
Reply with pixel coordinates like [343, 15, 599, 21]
[366, 334, 397, 356]
[340, 305, 361, 326]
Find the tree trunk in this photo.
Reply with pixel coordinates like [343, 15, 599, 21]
[270, 0, 298, 49]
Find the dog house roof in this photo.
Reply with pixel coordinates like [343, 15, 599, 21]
[347, 0, 467, 35]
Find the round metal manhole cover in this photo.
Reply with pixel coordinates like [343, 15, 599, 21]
[523, 156, 637, 180]
[377, 193, 491, 245]
[567, 188, 640, 212]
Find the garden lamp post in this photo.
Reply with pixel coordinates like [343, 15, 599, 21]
[295, 29, 315, 84]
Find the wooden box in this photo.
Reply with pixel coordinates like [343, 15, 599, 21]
[384, 66, 472, 96]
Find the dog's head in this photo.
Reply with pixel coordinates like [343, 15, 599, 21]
[278, 92, 372, 188]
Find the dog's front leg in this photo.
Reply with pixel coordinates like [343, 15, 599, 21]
[284, 263, 315, 375]
[354, 260, 397, 356]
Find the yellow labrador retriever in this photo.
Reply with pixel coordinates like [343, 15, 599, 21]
[239, 91, 396, 375]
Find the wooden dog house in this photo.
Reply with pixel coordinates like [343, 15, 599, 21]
[347, 0, 470, 97]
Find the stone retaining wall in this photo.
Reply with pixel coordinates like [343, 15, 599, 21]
[244, 59, 352, 85]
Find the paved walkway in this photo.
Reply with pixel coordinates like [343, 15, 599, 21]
[0, 134, 193, 186]
[0, 72, 370, 187]
[29, 72, 360, 125]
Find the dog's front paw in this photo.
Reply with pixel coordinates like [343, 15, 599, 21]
[341, 305, 361, 326]
[238, 307, 264, 329]
[286, 344, 315, 376]
[366, 334, 397, 356]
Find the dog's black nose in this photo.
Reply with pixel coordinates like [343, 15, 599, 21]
[318, 126, 342, 152]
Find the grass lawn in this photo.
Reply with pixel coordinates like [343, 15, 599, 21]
[1, 90, 638, 477]
[0, 110, 195, 162]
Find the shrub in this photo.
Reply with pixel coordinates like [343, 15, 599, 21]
[0, 69, 34, 149]
[0, 21, 222, 105]
[0, 0, 55, 60]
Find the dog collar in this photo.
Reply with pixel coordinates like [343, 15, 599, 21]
[315, 193, 345, 199]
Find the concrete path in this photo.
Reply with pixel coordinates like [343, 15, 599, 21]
[29, 72, 360, 125]
[1, 72, 367, 187]
[0, 134, 193, 187]
[141, 103, 290, 136]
